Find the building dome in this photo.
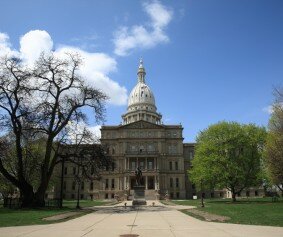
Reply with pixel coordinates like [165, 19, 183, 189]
[128, 82, 156, 112]
[122, 59, 162, 125]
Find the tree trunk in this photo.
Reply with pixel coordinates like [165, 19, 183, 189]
[19, 184, 34, 208]
[34, 191, 46, 207]
[232, 192, 237, 202]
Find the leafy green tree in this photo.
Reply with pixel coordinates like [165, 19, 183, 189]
[265, 88, 283, 195]
[190, 121, 266, 202]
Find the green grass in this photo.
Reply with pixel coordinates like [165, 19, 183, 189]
[0, 199, 112, 227]
[172, 197, 283, 227]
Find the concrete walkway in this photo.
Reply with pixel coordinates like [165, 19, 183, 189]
[1, 201, 283, 237]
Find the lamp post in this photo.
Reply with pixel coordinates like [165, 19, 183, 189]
[201, 179, 204, 208]
[76, 156, 81, 209]
[59, 154, 65, 208]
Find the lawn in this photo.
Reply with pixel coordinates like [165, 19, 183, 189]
[172, 197, 283, 227]
[0, 199, 113, 227]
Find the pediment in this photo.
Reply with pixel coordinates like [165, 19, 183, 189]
[120, 120, 163, 129]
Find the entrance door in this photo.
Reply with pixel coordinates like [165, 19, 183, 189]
[147, 176, 154, 189]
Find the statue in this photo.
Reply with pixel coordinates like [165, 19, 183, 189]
[135, 166, 143, 186]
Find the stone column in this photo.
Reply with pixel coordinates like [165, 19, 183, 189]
[145, 176, 148, 190]
[155, 157, 157, 170]
[156, 157, 159, 170]
[154, 175, 157, 190]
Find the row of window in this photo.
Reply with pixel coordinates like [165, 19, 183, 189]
[64, 166, 95, 175]
[105, 179, 115, 189]
[64, 179, 117, 191]
[64, 179, 119, 191]
[128, 144, 156, 152]
[169, 178, 179, 188]
[64, 162, 116, 175]
[169, 161, 179, 171]
[103, 130, 181, 139]
[63, 181, 94, 191]
[130, 160, 154, 170]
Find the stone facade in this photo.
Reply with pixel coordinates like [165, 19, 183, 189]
[52, 60, 265, 200]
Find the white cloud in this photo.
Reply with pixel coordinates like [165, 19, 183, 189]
[88, 125, 101, 140]
[0, 30, 127, 106]
[263, 103, 283, 114]
[263, 105, 273, 114]
[20, 30, 53, 64]
[113, 0, 173, 56]
[0, 33, 19, 58]
[55, 46, 127, 105]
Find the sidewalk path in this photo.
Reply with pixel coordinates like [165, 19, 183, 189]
[0, 201, 282, 237]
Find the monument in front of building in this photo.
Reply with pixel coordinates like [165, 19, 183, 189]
[132, 166, 147, 205]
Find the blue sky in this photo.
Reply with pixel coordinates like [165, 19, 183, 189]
[0, 0, 283, 142]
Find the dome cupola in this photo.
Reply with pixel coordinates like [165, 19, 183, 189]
[122, 59, 162, 125]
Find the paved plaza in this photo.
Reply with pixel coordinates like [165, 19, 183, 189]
[1, 201, 283, 237]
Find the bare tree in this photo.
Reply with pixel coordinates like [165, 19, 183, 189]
[0, 53, 107, 207]
[56, 128, 111, 208]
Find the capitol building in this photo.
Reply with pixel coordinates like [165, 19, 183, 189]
[52, 59, 265, 201]
[53, 60, 196, 200]
[99, 60, 195, 200]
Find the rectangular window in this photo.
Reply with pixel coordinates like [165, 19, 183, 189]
[80, 194, 84, 199]
[73, 167, 76, 175]
[169, 161, 172, 170]
[64, 167, 67, 175]
[176, 178, 179, 188]
[176, 192, 180, 198]
[148, 161, 153, 170]
[170, 178, 173, 188]
[246, 191, 250, 197]
[90, 182, 94, 190]
[255, 190, 258, 196]
[71, 194, 75, 199]
[131, 161, 136, 170]
[105, 179, 109, 189]
[111, 179, 115, 189]
[112, 162, 115, 171]
[105, 193, 108, 199]
[139, 161, 144, 169]
[175, 161, 178, 170]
